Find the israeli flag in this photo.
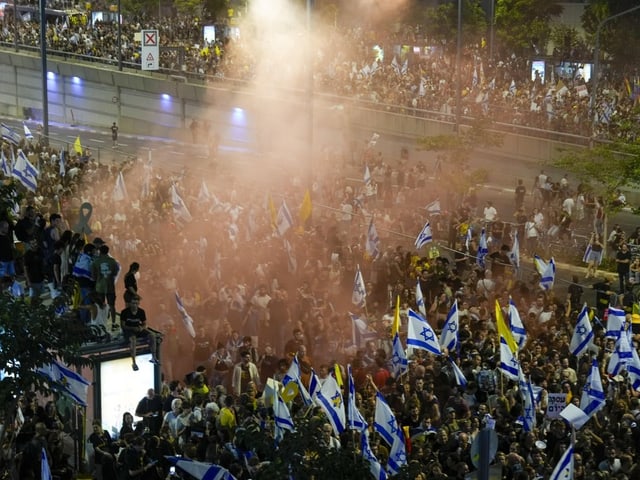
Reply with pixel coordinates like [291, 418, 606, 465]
[580, 359, 606, 418]
[23, 122, 33, 141]
[509, 231, 520, 270]
[570, 304, 594, 357]
[42, 447, 53, 480]
[198, 179, 211, 202]
[439, 299, 459, 352]
[549, 441, 574, 480]
[366, 217, 381, 259]
[477, 228, 488, 268]
[112, 171, 128, 202]
[1, 123, 21, 145]
[347, 365, 367, 432]
[499, 336, 520, 381]
[171, 184, 193, 223]
[518, 368, 537, 432]
[12, 149, 38, 192]
[37, 361, 90, 406]
[406, 308, 441, 355]
[626, 348, 640, 391]
[415, 279, 426, 317]
[274, 393, 294, 442]
[352, 265, 367, 308]
[448, 357, 467, 388]
[374, 392, 406, 474]
[414, 221, 433, 249]
[1, 150, 11, 177]
[275, 200, 293, 236]
[361, 431, 387, 480]
[59, 150, 65, 178]
[606, 306, 625, 340]
[390, 332, 407, 378]
[509, 298, 527, 350]
[425, 200, 441, 215]
[364, 164, 372, 187]
[175, 291, 196, 338]
[607, 329, 633, 376]
[534, 255, 556, 290]
[165, 457, 237, 480]
[315, 375, 346, 436]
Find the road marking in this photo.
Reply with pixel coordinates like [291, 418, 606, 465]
[169, 151, 185, 156]
[89, 139, 105, 143]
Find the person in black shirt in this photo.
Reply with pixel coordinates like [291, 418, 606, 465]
[120, 298, 160, 371]
[135, 388, 163, 435]
[567, 275, 583, 313]
[123, 262, 140, 307]
[88, 419, 118, 480]
[616, 243, 632, 293]
[515, 179, 526, 210]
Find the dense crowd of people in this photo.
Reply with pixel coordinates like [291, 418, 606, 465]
[1, 8, 639, 142]
[2, 109, 640, 480]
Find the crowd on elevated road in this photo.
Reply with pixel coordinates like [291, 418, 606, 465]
[1, 11, 639, 142]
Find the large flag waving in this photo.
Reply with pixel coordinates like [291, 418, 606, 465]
[534, 255, 556, 290]
[112, 171, 128, 201]
[274, 392, 295, 442]
[439, 299, 459, 352]
[352, 265, 367, 308]
[477, 228, 488, 268]
[175, 291, 196, 338]
[166, 457, 237, 480]
[390, 296, 407, 378]
[37, 361, 90, 406]
[0, 150, 10, 176]
[361, 432, 387, 480]
[509, 298, 527, 350]
[414, 221, 433, 249]
[23, 122, 33, 141]
[415, 279, 426, 317]
[406, 308, 441, 355]
[366, 217, 381, 260]
[570, 304, 594, 357]
[12, 149, 38, 192]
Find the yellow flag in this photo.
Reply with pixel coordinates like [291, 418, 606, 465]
[73, 136, 83, 154]
[392, 295, 401, 337]
[299, 189, 312, 224]
[495, 299, 517, 353]
[267, 193, 277, 229]
[334, 363, 343, 388]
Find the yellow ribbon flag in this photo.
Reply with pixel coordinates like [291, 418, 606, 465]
[267, 193, 277, 229]
[299, 189, 312, 224]
[392, 295, 401, 337]
[495, 299, 517, 353]
[334, 363, 343, 388]
[73, 136, 83, 154]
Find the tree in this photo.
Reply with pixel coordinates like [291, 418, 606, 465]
[494, 0, 564, 57]
[173, 0, 204, 16]
[581, 0, 640, 69]
[417, 120, 503, 202]
[425, 0, 488, 53]
[203, 0, 231, 22]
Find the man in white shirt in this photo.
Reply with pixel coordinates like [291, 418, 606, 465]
[483, 201, 498, 223]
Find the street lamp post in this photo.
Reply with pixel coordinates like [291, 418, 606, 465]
[39, 0, 49, 145]
[117, 0, 122, 71]
[306, 0, 313, 189]
[590, 5, 640, 133]
[455, 0, 462, 133]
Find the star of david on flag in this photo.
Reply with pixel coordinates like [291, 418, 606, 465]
[406, 308, 441, 355]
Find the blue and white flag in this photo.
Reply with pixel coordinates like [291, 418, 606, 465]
[59, 150, 65, 178]
[425, 200, 441, 215]
[414, 221, 433, 249]
[12, 149, 38, 192]
[374, 392, 404, 448]
[415, 279, 426, 317]
[580, 359, 606, 418]
[352, 265, 367, 308]
[350, 313, 376, 348]
[509, 298, 527, 350]
[570, 304, 594, 357]
[364, 164, 372, 187]
[175, 291, 196, 338]
[509, 79, 517, 96]
[607, 328, 633, 376]
[166, 457, 237, 480]
[361, 432, 387, 480]
[0, 150, 10, 177]
[275, 200, 293, 236]
[171, 184, 192, 223]
[499, 336, 520, 381]
[284, 238, 297, 273]
[274, 393, 295, 442]
[112, 171, 128, 202]
[534, 255, 556, 290]
[390, 332, 407, 378]
[391, 56, 400, 75]
[1, 123, 21, 145]
[38, 361, 90, 407]
[448, 357, 467, 388]
[366, 217, 381, 259]
[439, 299, 459, 352]
[477, 228, 488, 268]
[282, 355, 313, 405]
[388, 434, 408, 475]
[42, 447, 52, 480]
[549, 440, 574, 480]
[509, 232, 520, 270]
[606, 306, 625, 340]
[406, 308, 441, 355]
[23, 122, 33, 141]
[308, 368, 321, 399]
[518, 367, 536, 432]
[347, 365, 367, 432]
[627, 348, 640, 391]
[315, 375, 346, 436]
